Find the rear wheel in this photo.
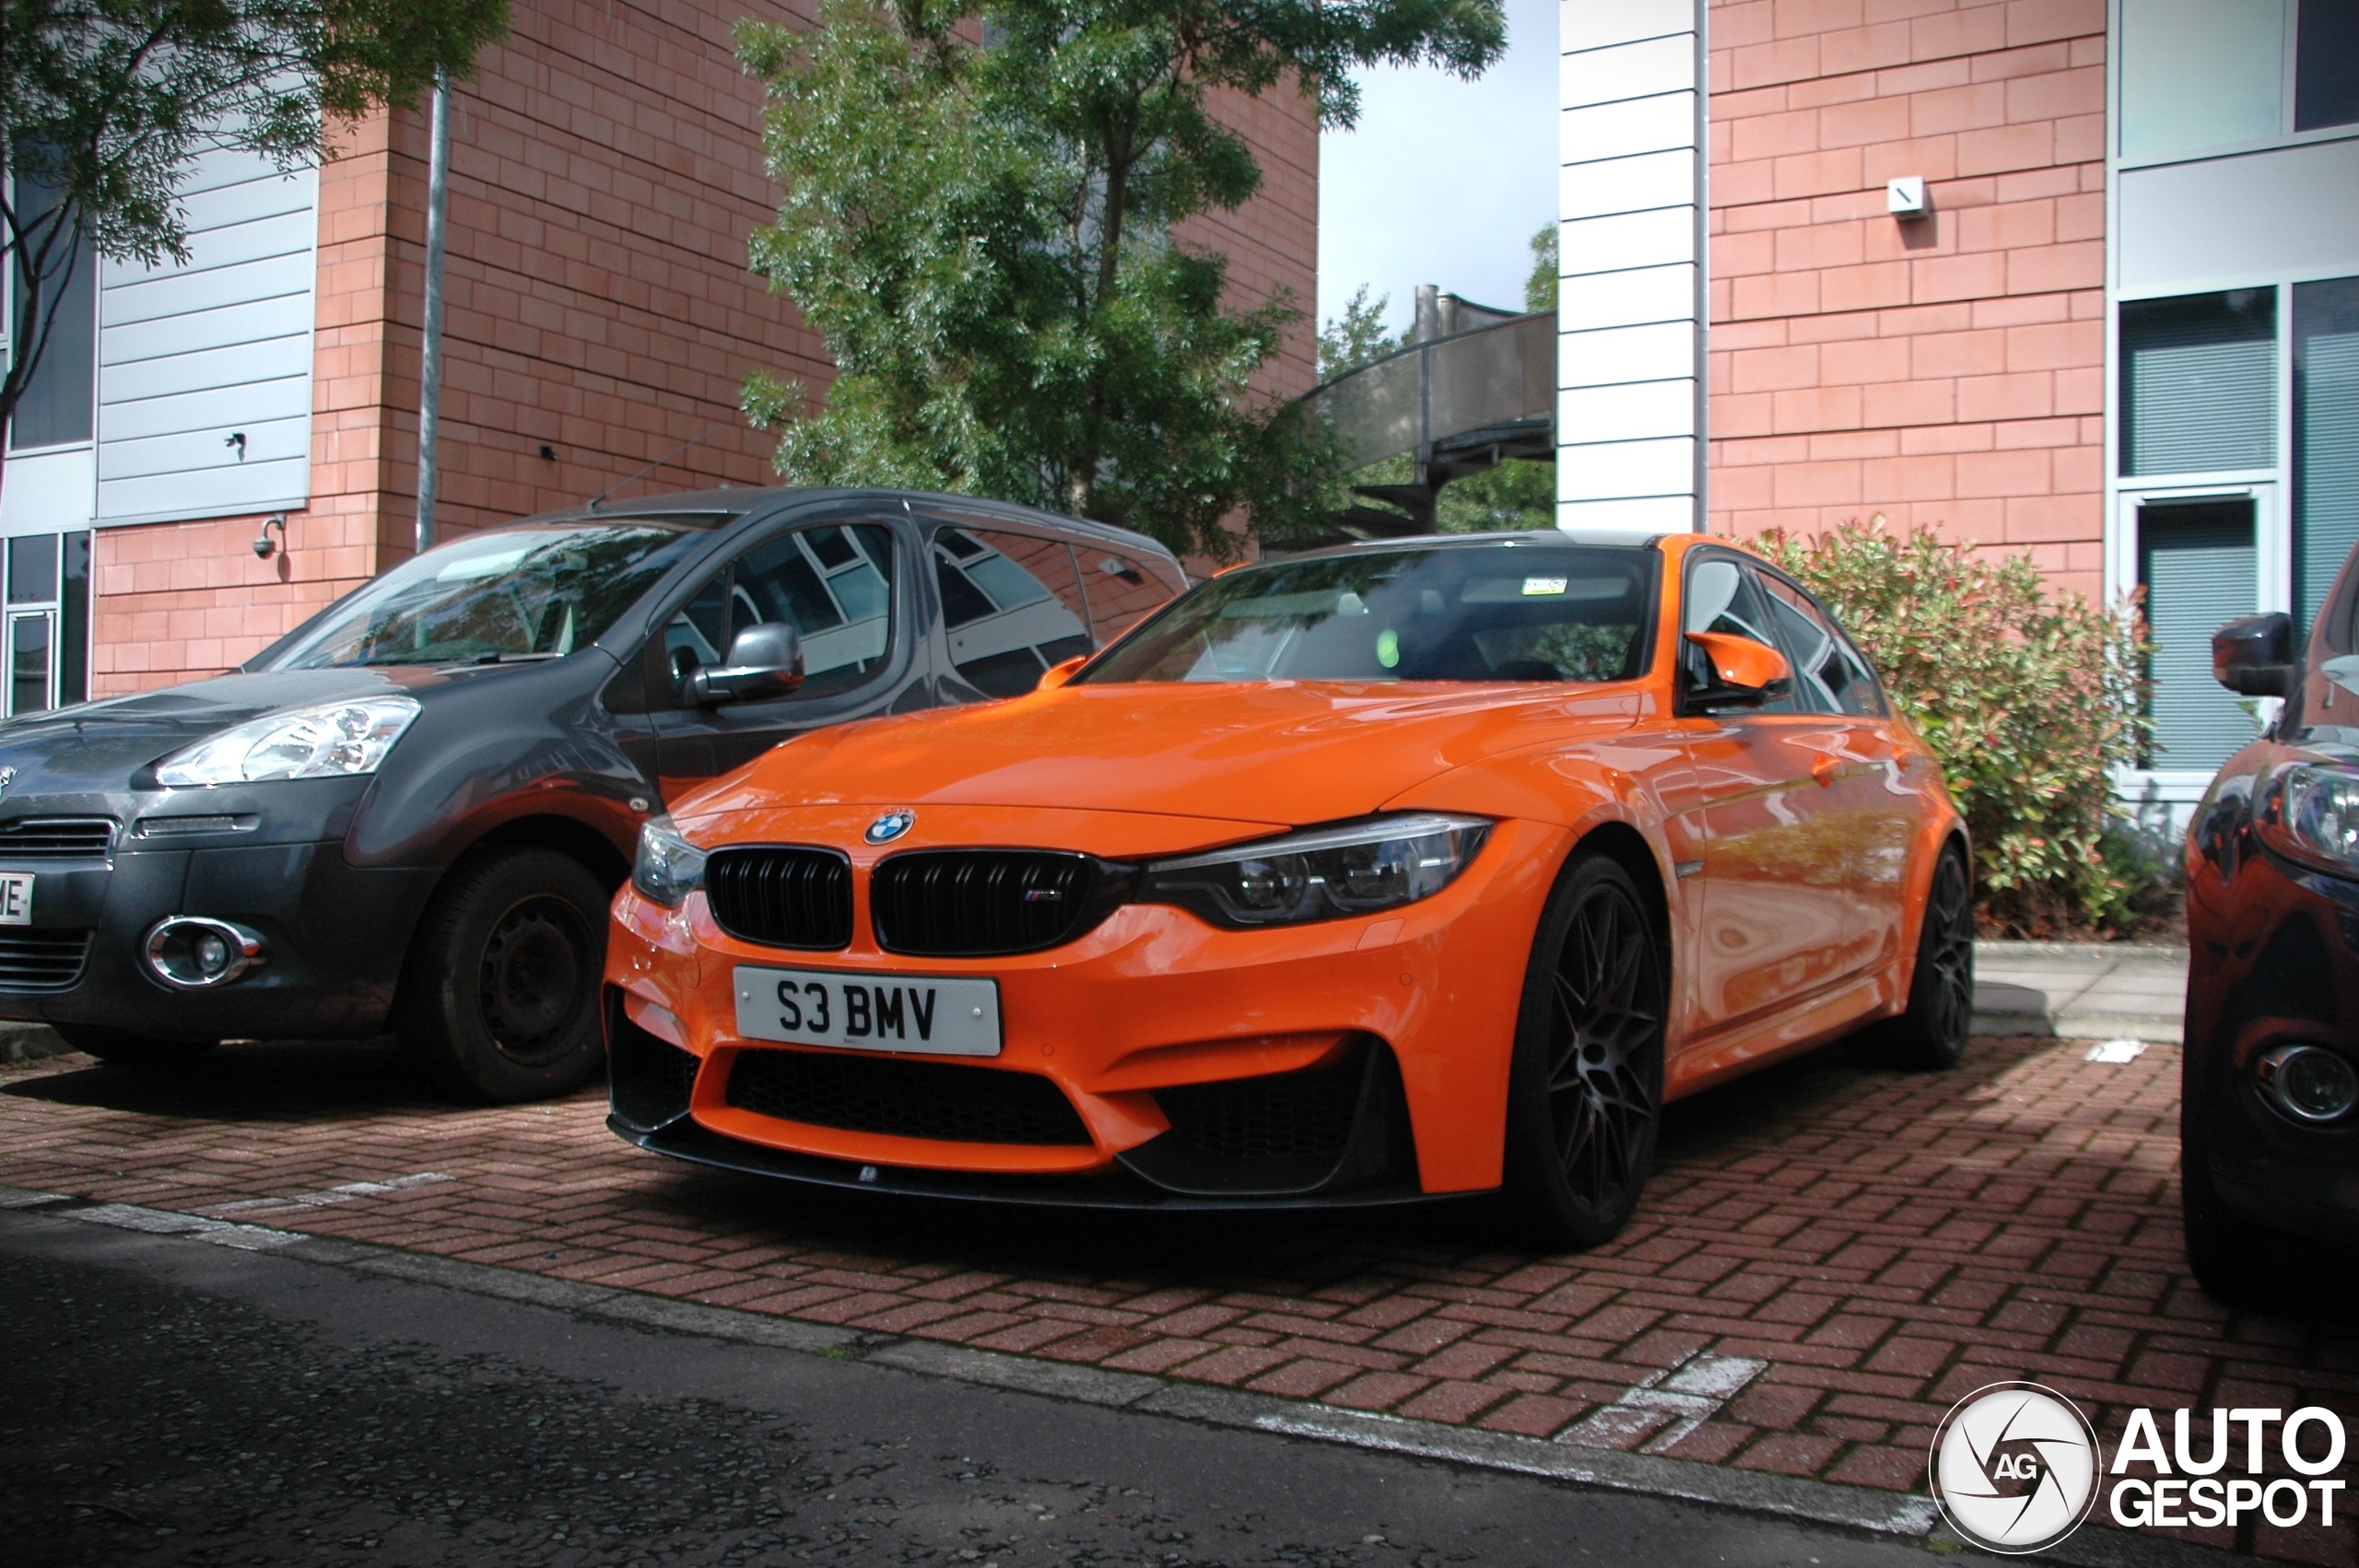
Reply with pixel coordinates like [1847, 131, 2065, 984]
[1856, 843, 1973, 1071]
[397, 848, 608, 1103]
[1504, 853, 1666, 1248]
[54, 1024, 216, 1070]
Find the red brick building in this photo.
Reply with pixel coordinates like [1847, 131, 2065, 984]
[0, 0, 1318, 698]
[1556, 0, 2359, 814]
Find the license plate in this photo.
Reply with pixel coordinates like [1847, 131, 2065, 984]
[0, 873, 30, 926]
[732, 965, 1001, 1057]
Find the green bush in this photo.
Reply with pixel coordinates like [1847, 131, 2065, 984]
[1755, 518, 2157, 936]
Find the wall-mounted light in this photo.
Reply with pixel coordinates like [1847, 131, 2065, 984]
[252, 514, 288, 560]
[225, 430, 248, 460]
[1886, 177, 1930, 220]
[539, 444, 557, 462]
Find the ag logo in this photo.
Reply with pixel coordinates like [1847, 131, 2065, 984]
[864, 809, 916, 845]
[1930, 1382, 2102, 1554]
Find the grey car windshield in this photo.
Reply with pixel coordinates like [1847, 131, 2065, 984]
[261, 525, 698, 669]
[1081, 545, 1653, 685]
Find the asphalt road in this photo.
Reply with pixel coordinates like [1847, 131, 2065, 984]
[0, 1211, 1952, 1568]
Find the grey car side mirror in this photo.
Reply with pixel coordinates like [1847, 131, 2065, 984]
[687, 622, 805, 707]
[2212, 612, 2294, 697]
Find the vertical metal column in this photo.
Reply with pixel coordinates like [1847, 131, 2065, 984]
[415, 70, 452, 557]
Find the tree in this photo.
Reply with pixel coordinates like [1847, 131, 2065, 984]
[1, 0, 510, 440]
[738, 0, 1507, 561]
[1316, 283, 1399, 382]
[1523, 220, 1555, 312]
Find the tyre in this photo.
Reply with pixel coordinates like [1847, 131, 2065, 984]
[397, 848, 609, 1103]
[1503, 851, 1667, 1248]
[1856, 842, 1974, 1071]
[54, 1024, 216, 1070]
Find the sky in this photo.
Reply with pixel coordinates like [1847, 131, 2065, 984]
[1315, 0, 1557, 339]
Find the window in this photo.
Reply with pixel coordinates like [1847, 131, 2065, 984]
[2295, 0, 2359, 132]
[2295, 276, 2359, 634]
[2121, 291, 2277, 476]
[933, 526, 1094, 697]
[2119, 0, 2285, 162]
[1755, 572, 1885, 717]
[1082, 550, 1185, 640]
[6, 173, 96, 451]
[661, 523, 897, 704]
[3, 530, 88, 716]
[2140, 500, 2262, 770]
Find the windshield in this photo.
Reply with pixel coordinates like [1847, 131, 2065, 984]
[260, 525, 699, 670]
[1080, 544, 1655, 685]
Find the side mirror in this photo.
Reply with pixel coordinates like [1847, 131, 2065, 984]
[2213, 612, 2294, 697]
[687, 622, 804, 707]
[1684, 630, 1792, 709]
[1036, 654, 1088, 692]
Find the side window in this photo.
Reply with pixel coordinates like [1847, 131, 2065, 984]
[933, 526, 1095, 697]
[1085, 550, 1183, 641]
[659, 522, 898, 706]
[1756, 572, 1884, 718]
[1681, 556, 1794, 714]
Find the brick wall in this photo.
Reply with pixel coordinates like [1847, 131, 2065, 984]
[1705, 0, 2107, 602]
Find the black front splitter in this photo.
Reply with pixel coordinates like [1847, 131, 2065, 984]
[611, 1114, 1470, 1214]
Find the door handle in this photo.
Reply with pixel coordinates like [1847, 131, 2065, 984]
[1812, 754, 1841, 787]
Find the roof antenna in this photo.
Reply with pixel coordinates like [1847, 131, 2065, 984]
[586, 420, 730, 512]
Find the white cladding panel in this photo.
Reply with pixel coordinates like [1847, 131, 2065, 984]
[2117, 137, 2359, 296]
[1558, 0, 1703, 532]
[97, 147, 317, 524]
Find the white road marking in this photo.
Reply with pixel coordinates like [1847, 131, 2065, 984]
[1557, 1352, 1768, 1455]
[197, 1171, 454, 1216]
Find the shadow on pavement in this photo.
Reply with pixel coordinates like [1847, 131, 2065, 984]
[0, 1036, 488, 1120]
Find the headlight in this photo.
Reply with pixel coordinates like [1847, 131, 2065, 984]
[632, 814, 708, 907]
[1138, 813, 1491, 929]
[2258, 762, 2359, 875]
[155, 696, 420, 787]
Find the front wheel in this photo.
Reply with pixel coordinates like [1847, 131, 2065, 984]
[1503, 852, 1666, 1248]
[53, 1024, 216, 1070]
[397, 848, 609, 1103]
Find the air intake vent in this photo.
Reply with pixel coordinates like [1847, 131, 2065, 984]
[0, 817, 114, 860]
[606, 991, 702, 1130]
[705, 847, 852, 949]
[725, 1048, 1092, 1146]
[870, 849, 1122, 956]
[0, 930, 91, 991]
[1154, 1054, 1363, 1161]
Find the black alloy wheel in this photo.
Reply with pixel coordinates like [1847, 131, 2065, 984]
[398, 847, 609, 1103]
[1856, 843, 1973, 1071]
[1506, 852, 1666, 1247]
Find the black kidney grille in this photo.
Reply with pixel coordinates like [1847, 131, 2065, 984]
[705, 847, 852, 949]
[725, 1048, 1092, 1146]
[870, 850, 1109, 956]
[0, 930, 91, 992]
[1154, 1055, 1362, 1162]
[0, 817, 114, 860]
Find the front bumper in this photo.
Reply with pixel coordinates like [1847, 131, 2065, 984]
[0, 783, 437, 1040]
[2186, 837, 2359, 1246]
[604, 813, 1571, 1200]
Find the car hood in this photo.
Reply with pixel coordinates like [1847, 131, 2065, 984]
[0, 664, 541, 795]
[684, 681, 1647, 829]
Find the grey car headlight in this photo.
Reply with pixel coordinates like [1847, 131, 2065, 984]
[155, 696, 420, 787]
[632, 814, 708, 907]
[1138, 813, 1492, 929]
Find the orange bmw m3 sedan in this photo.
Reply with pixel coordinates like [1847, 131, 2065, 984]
[604, 532, 1969, 1243]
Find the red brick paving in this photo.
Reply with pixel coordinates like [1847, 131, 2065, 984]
[4, 1033, 2354, 1564]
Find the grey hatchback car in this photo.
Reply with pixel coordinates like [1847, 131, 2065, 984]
[0, 487, 1181, 1100]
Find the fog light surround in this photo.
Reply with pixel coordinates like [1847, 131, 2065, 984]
[2256, 1043, 2359, 1125]
[143, 917, 268, 989]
